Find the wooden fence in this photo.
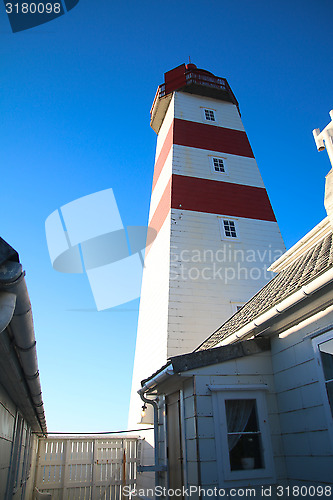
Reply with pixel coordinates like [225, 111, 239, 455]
[34, 437, 141, 500]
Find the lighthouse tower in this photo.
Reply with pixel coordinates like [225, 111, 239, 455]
[129, 63, 285, 427]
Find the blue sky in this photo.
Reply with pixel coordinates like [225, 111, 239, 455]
[1, 0, 332, 432]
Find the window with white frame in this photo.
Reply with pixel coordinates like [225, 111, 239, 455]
[211, 157, 226, 173]
[231, 302, 244, 314]
[312, 331, 333, 449]
[21, 427, 32, 485]
[221, 219, 238, 239]
[203, 108, 216, 122]
[7, 413, 24, 496]
[225, 398, 263, 471]
[318, 337, 333, 416]
[210, 387, 274, 483]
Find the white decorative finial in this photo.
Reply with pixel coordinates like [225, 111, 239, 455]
[313, 110, 333, 169]
[315, 110, 333, 227]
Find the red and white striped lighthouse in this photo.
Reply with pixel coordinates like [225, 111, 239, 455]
[129, 63, 285, 426]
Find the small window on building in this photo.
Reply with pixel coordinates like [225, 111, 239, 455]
[210, 388, 274, 483]
[231, 302, 244, 314]
[21, 428, 32, 485]
[204, 108, 216, 122]
[318, 338, 333, 416]
[210, 156, 227, 175]
[225, 399, 264, 471]
[213, 157, 225, 172]
[7, 414, 24, 496]
[223, 220, 237, 238]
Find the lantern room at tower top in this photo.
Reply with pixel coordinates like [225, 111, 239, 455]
[150, 63, 240, 134]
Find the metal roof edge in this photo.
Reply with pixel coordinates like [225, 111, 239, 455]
[217, 266, 333, 347]
[269, 217, 331, 273]
[170, 337, 270, 373]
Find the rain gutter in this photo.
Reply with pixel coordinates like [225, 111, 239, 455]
[217, 267, 333, 346]
[0, 243, 47, 435]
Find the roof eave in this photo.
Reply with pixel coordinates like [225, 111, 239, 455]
[216, 266, 333, 346]
[269, 217, 331, 273]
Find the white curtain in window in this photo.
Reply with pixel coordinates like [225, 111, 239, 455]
[225, 399, 255, 451]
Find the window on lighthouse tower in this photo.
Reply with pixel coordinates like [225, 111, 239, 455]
[213, 157, 225, 172]
[204, 108, 216, 121]
[223, 220, 237, 238]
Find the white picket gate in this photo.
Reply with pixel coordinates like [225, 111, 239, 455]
[34, 437, 141, 500]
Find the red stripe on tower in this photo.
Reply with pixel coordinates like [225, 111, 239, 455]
[146, 178, 172, 256]
[173, 119, 254, 158]
[147, 172, 276, 255]
[152, 123, 173, 190]
[171, 175, 276, 221]
[151, 118, 255, 195]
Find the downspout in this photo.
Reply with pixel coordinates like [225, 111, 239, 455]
[138, 391, 161, 489]
[192, 378, 202, 498]
[137, 367, 173, 481]
[0, 292, 16, 333]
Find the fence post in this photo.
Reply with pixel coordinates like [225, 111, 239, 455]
[121, 446, 126, 500]
[34, 438, 45, 493]
[91, 439, 97, 500]
[61, 439, 71, 500]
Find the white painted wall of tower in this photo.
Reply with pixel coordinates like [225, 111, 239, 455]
[128, 215, 171, 429]
[168, 210, 284, 355]
[174, 92, 245, 131]
[173, 145, 265, 188]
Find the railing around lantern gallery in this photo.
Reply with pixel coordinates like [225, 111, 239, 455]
[150, 69, 236, 119]
[184, 71, 229, 92]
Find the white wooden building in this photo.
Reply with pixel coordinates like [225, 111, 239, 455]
[138, 117, 333, 493]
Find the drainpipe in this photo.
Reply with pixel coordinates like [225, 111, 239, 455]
[138, 391, 161, 489]
[137, 367, 173, 483]
[0, 291, 16, 333]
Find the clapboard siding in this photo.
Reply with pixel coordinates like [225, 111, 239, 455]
[173, 145, 265, 188]
[0, 383, 16, 499]
[149, 149, 172, 221]
[285, 456, 332, 483]
[174, 92, 245, 132]
[271, 310, 333, 484]
[170, 175, 275, 221]
[173, 119, 254, 158]
[155, 95, 175, 159]
[183, 378, 200, 494]
[128, 215, 171, 429]
[182, 352, 286, 487]
[167, 209, 284, 355]
[0, 382, 37, 500]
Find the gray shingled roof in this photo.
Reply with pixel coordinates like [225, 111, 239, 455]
[197, 232, 333, 351]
